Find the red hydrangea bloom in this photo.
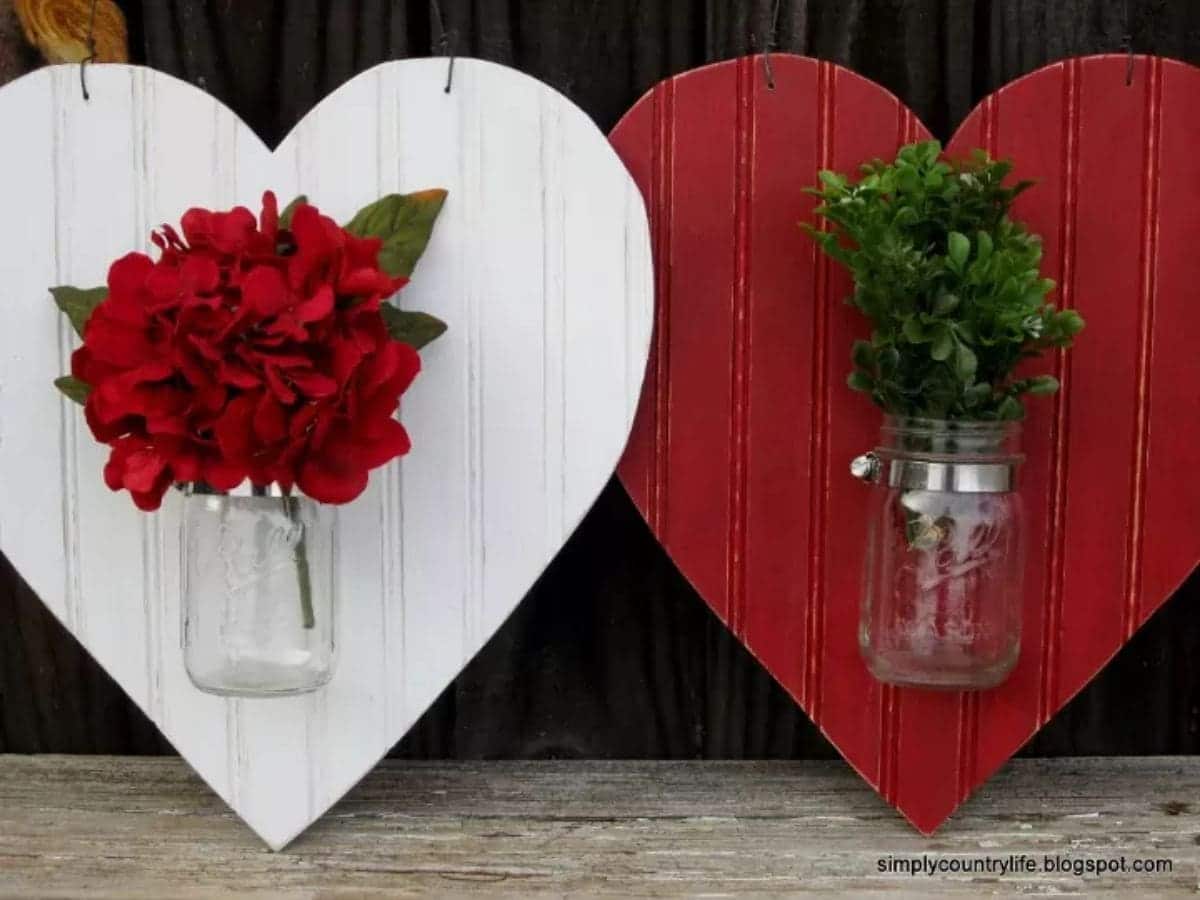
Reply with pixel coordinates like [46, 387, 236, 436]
[71, 192, 421, 510]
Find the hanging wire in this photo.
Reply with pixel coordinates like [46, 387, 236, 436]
[1121, 0, 1135, 86]
[80, 0, 98, 100]
[761, 0, 783, 90]
[428, 0, 601, 99]
[430, 0, 456, 92]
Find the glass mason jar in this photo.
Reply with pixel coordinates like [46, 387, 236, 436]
[852, 416, 1024, 690]
[182, 485, 336, 697]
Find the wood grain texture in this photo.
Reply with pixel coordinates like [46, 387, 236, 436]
[0, 755, 1196, 896]
[0, 60, 653, 848]
[613, 52, 1200, 835]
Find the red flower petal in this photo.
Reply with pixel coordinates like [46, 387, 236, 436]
[107, 253, 154, 302]
[171, 450, 202, 484]
[181, 255, 221, 294]
[130, 483, 171, 512]
[264, 365, 297, 405]
[263, 313, 308, 341]
[294, 285, 334, 323]
[186, 332, 223, 363]
[330, 337, 365, 386]
[146, 415, 188, 437]
[217, 358, 261, 389]
[144, 264, 182, 308]
[338, 267, 394, 297]
[70, 345, 118, 386]
[254, 392, 287, 444]
[260, 191, 279, 243]
[214, 393, 257, 463]
[256, 352, 314, 369]
[289, 369, 338, 399]
[192, 383, 228, 417]
[297, 429, 369, 505]
[99, 436, 174, 511]
[310, 405, 337, 451]
[356, 416, 411, 469]
[242, 265, 291, 318]
[212, 207, 257, 254]
[84, 317, 155, 368]
[360, 339, 421, 395]
[202, 456, 245, 492]
[180, 208, 214, 247]
[123, 447, 167, 494]
[103, 437, 138, 490]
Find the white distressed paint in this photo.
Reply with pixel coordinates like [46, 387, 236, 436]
[0, 60, 654, 849]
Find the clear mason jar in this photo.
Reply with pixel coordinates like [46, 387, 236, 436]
[852, 416, 1024, 690]
[182, 486, 336, 697]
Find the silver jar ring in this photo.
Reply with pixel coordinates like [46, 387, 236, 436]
[850, 451, 1020, 493]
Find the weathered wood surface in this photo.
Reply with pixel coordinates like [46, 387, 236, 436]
[0, 756, 1196, 896]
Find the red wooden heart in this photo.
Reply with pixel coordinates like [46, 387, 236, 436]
[610, 53, 1200, 833]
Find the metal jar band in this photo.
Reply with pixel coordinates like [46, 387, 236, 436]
[850, 451, 1021, 493]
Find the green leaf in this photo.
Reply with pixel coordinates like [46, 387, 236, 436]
[344, 189, 448, 278]
[54, 375, 91, 405]
[901, 317, 928, 344]
[955, 342, 977, 382]
[932, 291, 960, 315]
[50, 286, 107, 337]
[930, 329, 954, 362]
[1025, 374, 1060, 395]
[975, 231, 993, 262]
[818, 170, 847, 190]
[997, 395, 1024, 420]
[279, 195, 308, 229]
[877, 346, 900, 375]
[851, 339, 875, 369]
[947, 231, 970, 270]
[963, 382, 992, 408]
[1056, 309, 1086, 337]
[847, 370, 874, 392]
[380, 305, 448, 350]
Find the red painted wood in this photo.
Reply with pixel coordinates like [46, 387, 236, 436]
[610, 53, 1200, 834]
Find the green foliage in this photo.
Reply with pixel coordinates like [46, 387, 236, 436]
[50, 285, 107, 338]
[379, 306, 448, 350]
[279, 194, 307, 229]
[345, 189, 449, 349]
[344, 189, 448, 278]
[803, 140, 1084, 421]
[53, 375, 91, 405]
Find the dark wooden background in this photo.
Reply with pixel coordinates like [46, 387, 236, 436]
[0, 0, 1197, 760]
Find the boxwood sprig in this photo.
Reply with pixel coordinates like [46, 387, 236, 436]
[803, 140, 1084, 421]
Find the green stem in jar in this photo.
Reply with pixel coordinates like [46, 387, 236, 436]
[283, 495, 315, 630]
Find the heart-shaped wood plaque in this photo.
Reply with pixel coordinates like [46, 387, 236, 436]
[0, 59, 653, 848]
[611, 53, 1200, 832]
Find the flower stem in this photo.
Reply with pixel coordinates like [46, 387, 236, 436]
[283, 495, 315, 630]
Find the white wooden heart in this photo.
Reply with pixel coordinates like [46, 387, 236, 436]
[0, 59, 653, 849]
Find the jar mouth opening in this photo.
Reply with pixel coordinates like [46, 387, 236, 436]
[180, 481, 309, 500]
[877, 415, 1022, 462]
[880, 415, 1021, 437]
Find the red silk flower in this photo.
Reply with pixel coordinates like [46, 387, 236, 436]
[69, 192, 422, 510]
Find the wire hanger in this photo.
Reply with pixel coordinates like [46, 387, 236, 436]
[80, 0, 98, 101]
